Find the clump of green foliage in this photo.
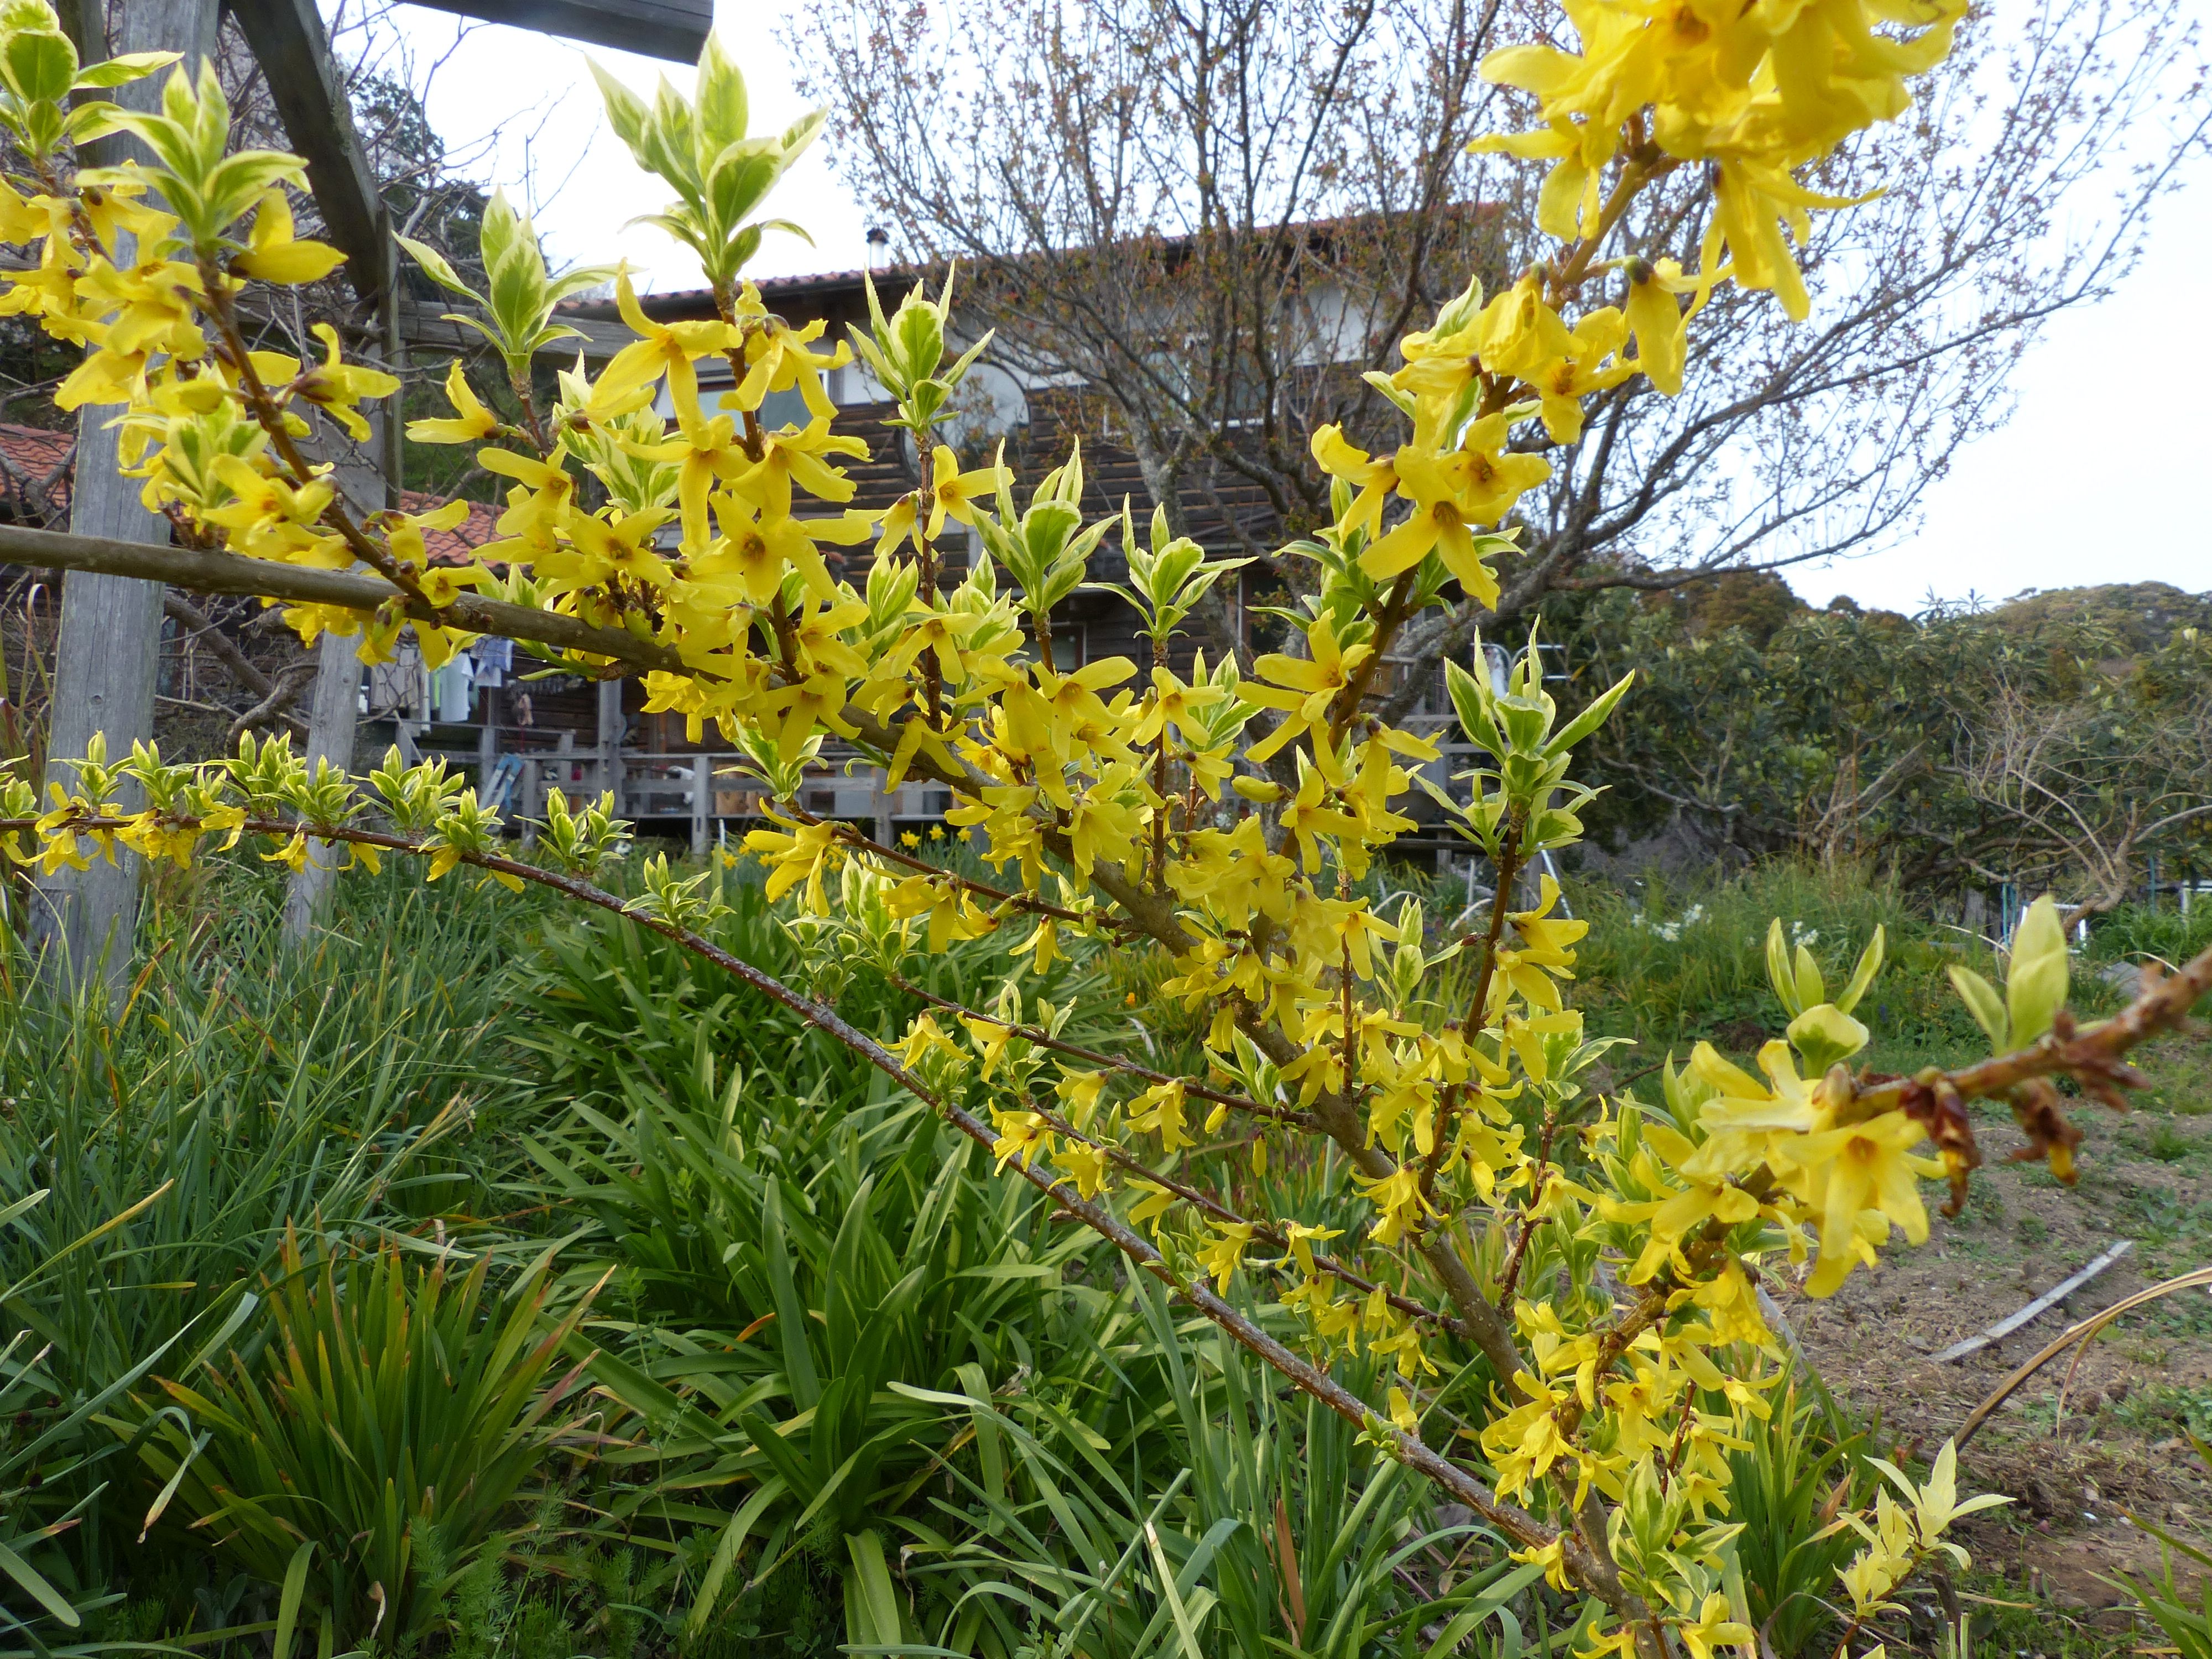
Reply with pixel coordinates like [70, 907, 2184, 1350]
[1549, 586, 2212, 910]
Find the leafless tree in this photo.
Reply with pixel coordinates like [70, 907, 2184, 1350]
[797, 0, 2208, 682]
[799, 0, 1509, 567]
[1949, 673, 2212, 921]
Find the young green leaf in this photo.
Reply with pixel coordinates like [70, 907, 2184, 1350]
[1765, 920, 1802, 1018]
[1542, 667, 1635, 758]
[1947, 964, 2008, 1053]
[1834, 925, 1886, 1015]
[2006, 895, 2069, 1049]
[1444, 656, 1509, 758]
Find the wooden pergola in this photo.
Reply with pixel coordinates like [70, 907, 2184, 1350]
[27, 0, 703, 987]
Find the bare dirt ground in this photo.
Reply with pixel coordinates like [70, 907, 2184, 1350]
[1767, 1025, 2212, 1648]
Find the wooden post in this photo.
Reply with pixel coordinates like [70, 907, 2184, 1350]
[32, 0, 220, 996]
[280, 414, 385, 945]
[277, 624, 365, 941]
[596, 677, 625, 814]
[477, 684, 499, 791]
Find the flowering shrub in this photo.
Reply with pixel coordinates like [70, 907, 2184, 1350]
[2, 1, 2208, 1652]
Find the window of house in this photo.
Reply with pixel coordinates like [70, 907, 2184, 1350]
[1051, 621, 1087, 670]
[1013, 619, 1088, 671]
[756, 385, 813, 430]
[1145, 342, 1271, 430]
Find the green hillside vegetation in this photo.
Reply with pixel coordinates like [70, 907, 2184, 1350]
[1548, 577, 2212, 910]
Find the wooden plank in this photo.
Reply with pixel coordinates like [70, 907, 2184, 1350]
[226, 0, 391, 304]
[32, 0, 221, 999]
[400, 0, 708, 63]
[1929, 1239, 2134, 1364]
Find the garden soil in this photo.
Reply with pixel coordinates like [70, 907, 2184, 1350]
[1768, 1024, 2212, 1637]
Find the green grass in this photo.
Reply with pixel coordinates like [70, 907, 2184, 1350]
[1954, 1568, 2135, 1659]
[0, 860, 546, 1632]
[1566, 865, 2212, 1107]
[2114, 1380, 2212, 1442]
[1568, 858, 1995, 1070]
[2145, 1119, 2196, 1162]
[10, 848, 2190, 1655]
[2080, 901, 2212, 969]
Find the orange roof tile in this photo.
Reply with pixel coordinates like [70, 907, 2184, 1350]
[398, 489, 501, 564]
[0, 422, 74, 522]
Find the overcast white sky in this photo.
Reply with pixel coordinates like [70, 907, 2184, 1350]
[377, 1, 2210, 614]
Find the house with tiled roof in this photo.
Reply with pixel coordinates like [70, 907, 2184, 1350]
[559, 266, 1279, 692]
[554, 259, 1472, 854]
[3, 246, 1466, 854]
[0, 422, 73, 524]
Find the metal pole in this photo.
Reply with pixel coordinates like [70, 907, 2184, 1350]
[871, 764, 893, 846]
[477, 684, 499, 793]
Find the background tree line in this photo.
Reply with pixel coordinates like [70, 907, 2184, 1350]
[799, 0, 2209, 682]
[1543, 576, 2212, 918]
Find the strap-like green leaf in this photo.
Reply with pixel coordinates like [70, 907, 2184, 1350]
[1143, 1520, 1208, 1659]
[273, 1538, 315, 1659]
[0, 1537, 79, 1627]
[844, 1528, 905, 1648]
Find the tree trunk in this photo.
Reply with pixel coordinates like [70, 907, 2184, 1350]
[32, 0, 220, 998]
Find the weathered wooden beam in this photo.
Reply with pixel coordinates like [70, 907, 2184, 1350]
[400, 0, 707, 63]
[225, 0, 390, 303]
[1929, 1239, 2135, 1364]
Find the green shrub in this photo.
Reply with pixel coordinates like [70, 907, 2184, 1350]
[565, 1085, 1126, 1645]
[1723, 1366, 1871, 1659]
[0, 1191, 236, 1647]
[118, 1228, 600, 1652]
[908, 1283, 1552, 1659]
[0, 864, 534, 1604]
[2112, 1437, 2212, 1659]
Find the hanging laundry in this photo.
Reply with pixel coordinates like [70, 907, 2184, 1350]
[430, 656, 473, 722]
[473, 636, 514, 688]
[514, 692, 534, 728]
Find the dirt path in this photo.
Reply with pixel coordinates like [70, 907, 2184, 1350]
[1773, 1055, 2212, 1634]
